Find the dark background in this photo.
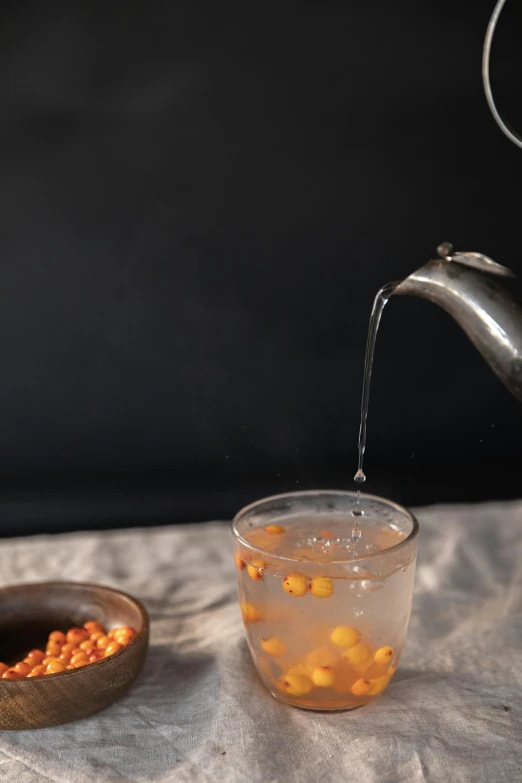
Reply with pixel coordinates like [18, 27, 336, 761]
[1, 1, 521, 537]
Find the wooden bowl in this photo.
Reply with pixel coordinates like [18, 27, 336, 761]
[0, 581, 149, 730]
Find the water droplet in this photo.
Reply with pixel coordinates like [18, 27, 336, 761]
[351, 526, 361, 543]
[354, 469, 366, 483]
[351, 508, 363, 518]
[360, 579, 387, 592]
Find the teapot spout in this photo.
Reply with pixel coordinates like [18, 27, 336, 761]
[392, 244, 522, 401]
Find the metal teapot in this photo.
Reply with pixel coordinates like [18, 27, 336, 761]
[393, 242, 522, 401]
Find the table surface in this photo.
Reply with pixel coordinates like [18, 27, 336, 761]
[0, 501, 521, 783]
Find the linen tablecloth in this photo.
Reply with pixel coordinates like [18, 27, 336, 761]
[0, 501, 521, 783]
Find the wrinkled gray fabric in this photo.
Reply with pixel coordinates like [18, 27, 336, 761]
[0, 501, 521, 783]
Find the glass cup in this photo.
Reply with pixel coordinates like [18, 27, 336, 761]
[232, 490, 419, 710]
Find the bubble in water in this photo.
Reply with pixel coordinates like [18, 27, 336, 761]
[351, 526, 361, 543]
[354, 469, 366, 483]
[360, 579, 387, 592]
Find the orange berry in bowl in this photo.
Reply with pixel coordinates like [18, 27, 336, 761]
[13, 661, 32, 677]
[71, 652, 89, 665]
[27, 665, 46, 677]
[114, 627, 137, 645]
[46, 641, 63, 657]
[67, 627, 89, 645]
[79, 640, 94, 652]
[2, 668, 23, 679]
[96, 635, 111, 650]
[41, 656, 54, 666]
[48, 630, 67, 644]
[104, 642, 123, 657]
[25, 649, 45, 666]
[0, 662, 9, 677]
[84, 621, 105, 635]
[45, 659, 66, 675]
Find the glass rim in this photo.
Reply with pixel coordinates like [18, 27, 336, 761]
[232, 489, 419, 565]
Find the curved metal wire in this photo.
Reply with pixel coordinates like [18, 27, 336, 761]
[482, 0, 522, 148]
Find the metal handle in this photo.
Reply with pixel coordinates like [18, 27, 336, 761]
[483, 0, 522, 149]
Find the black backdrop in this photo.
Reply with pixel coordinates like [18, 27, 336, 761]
[1, 1, 521, 536]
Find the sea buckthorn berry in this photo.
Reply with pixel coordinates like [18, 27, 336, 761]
[27, 665, 46, 677]
[59, 651, 73, 662]
[79, 640, 94, 652]
[247, 558, 265, 581]
[264, 524, 285, 535]
[71, 652, 89, 665]
[88, 653, 100, 663]
[286, 663, 311, 678]
[42, 656, 55, 666]
[367, 673, 392, 696]
[374, 646, 394, 665]
[343, 644, 372, 666]
[306, 647, 339, 669]
[45, 658, 66, 674]
[0, 662, 9, 677]
[309, 577, 334, 599]
[312, 666, 335, 688]
[2, 668, 23, 679]
[113, 627, 136, 644]
[260, 637, 286, 657]
[13, 662, 32, 677]
[282, 573, 308, 597]
[234, 552, 246, 571]
[330, 626, 361, 649]
[96, 635, 111, 650]
[278, 673, 314, 697]
[48, 630, 67, 644]
[240, 601, 264, 625]
[25, 649, 45, 665]
[60, 642, 76, 654]
[66, 664, 75, 670]
[67, 627, 89, 645]
[84, 621, 105, 635]
[104, 642, 123, 657]
[89, 631, 104, 643]
[73, 659, 88, 668]
[46, 641, 63, 657]
[351, 678, 372, 696]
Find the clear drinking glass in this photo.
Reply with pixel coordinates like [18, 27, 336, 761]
[232, 490, 419, 710]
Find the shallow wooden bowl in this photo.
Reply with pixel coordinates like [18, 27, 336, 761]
[0, 581, 149, 730]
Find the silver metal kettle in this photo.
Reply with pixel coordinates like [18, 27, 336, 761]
[393, 242, 522, 401]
